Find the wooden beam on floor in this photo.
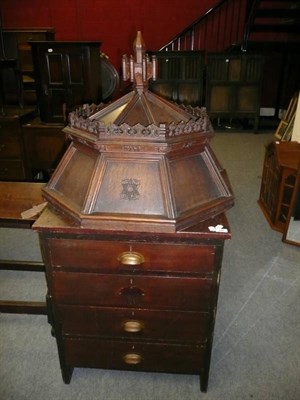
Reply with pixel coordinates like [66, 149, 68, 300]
[0, 300, 47, 315]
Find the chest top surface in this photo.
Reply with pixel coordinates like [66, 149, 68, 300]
[33, 205, 231, 243]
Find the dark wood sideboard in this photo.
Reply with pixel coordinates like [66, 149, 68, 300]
[33, 206, 230, 392]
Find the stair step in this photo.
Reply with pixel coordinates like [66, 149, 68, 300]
[256, 9, 300, 18]
[261, 0, 300, 2]
[252, 23, 300, 32]
[246, 40, 300, 51]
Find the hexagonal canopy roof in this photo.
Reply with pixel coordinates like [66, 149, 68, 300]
[42, 32, 234, 233]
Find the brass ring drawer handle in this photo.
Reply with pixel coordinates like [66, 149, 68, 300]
[123, 353, 142, 365]
[122, 320, 144, 333]
[118, 251, 144, 266]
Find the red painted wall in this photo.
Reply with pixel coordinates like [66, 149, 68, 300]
[1, 0, 215, 69]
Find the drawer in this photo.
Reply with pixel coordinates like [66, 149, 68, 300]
[48, 238, 216, 274]
[52, 272, 213, 311]
[63, 337, 205, 374]
[0, 159, 27, 180]
[0, 128, 22, 158]
[58, 305, 210, 342]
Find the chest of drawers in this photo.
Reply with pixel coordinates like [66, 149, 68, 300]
[35, 207, 230, 392]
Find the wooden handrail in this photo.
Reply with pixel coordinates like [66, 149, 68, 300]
[160, 0, 250, 53]
[160, 0, 229, 50]
[241, 0, 260, 51]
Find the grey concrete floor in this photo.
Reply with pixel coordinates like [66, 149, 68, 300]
[0, 130, 299, 400]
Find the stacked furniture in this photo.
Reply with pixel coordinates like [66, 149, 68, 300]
[33, 32, 234, 393]
[0, 30, 103, 182]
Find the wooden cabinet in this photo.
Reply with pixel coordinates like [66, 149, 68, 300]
[30, 41, 102, 124]
[22, 118, 68, 180]
[206, 53, 264, 131]
[258, 141, 300, 232]
[148, 51, 205, 105]
[34, 207, 230, 392]
[0, 110, 68, 182]
[0, 108, 36, 180]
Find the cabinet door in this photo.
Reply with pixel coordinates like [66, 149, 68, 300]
[206, 55, 241, 114]
[206, 53, 263, 118]
[149, 51, 205, 105]
[31, 42, 102, 123]
[236, 55, 263, 114]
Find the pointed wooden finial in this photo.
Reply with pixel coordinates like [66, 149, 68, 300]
[122, 31, 157, 91]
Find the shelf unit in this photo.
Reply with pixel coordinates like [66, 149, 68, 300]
[258, 141, 300, 232]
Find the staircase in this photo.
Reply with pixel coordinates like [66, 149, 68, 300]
[160, 0, 246, 53]
[160, 0, 300, 53]
[242, 0, 300, 51]
[241, 0, 300, 113]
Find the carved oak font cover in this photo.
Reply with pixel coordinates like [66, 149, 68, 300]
[42, 32, 234, 233]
